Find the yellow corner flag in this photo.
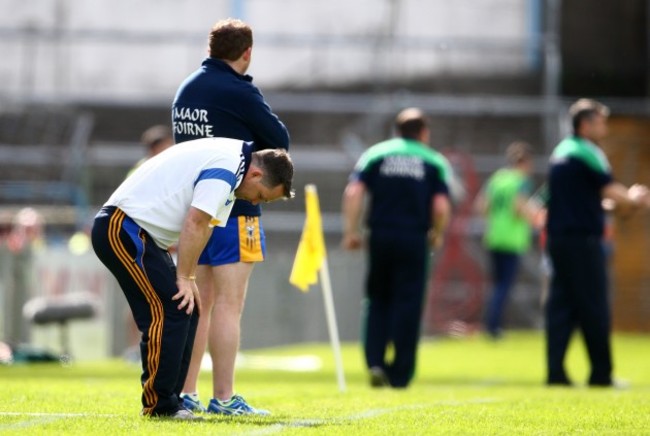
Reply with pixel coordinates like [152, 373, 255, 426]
[289, 184, 327, 292]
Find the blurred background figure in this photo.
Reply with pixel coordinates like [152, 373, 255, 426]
[0, 208, 44, 346]
[341, 108, 452, 388]
[127, 125, 174, 176]
[545, 98, 649, 387]
[474, 141, 540, 339]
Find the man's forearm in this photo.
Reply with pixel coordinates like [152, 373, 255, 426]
[342, 181, 365, 234]
[432, 194, 451, 234]
[602, 182, 648, 217]
[176, 208, 213, 278]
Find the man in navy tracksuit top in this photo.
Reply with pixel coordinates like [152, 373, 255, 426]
[342, 108, 452, 388]
[171, 18, 289, 415]
[545, 99, 648, 387]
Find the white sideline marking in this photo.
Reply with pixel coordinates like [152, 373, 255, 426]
[0, 412, 120, 417]
[0, 416, 62, 431]
[201, 353, 323, 372]
[0, 398, 499, 433]
[0, 412, 119, 432]
[239, 398, 499, 435]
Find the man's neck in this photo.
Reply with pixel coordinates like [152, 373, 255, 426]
[575, 133, 599, 146]
[223, 59, 247, 75]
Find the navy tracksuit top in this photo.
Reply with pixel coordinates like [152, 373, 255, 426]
[172, 57, 290, 216]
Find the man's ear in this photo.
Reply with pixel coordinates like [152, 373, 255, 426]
[247, 165, 263, 181]
[241, 47, 252, 62]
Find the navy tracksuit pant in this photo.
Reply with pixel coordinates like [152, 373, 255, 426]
[545, 235, 612, 386]
[485, 250, 520, 337]
[364, 231, 429, 387]
[91, 207, 199, 415]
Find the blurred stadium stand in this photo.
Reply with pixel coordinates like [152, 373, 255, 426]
[0, 0, 649, 357]
[0, 106, 92, 231]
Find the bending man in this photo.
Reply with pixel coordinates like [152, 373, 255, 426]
[92, 138, 293, 419]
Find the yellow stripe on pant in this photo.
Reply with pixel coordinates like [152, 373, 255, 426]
[107, 209, 164, 415]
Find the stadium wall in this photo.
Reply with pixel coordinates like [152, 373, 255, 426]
[0, 0, 536, 101]
[604, 117, 650, 332]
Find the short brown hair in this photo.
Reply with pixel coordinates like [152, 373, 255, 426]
[253, 149, 295, 199]
[208, 18, 253, 61]
[505, 141, 532, 166]
[569, 98, 610, 134]
[395, 107, 429, 140]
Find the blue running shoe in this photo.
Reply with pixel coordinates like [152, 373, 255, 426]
[207, 394, 270, 416]
[180, 393, 207, 413]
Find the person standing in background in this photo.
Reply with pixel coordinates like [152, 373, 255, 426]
[127, 125, 174, 177]
[545, 98, 649, 387]
[341, 108, 452, 388]
[172, 18, 290, 415]
[474, 141, 539, 339]
[0, 208, 44, 346]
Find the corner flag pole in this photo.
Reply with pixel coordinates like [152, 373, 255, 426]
[288, 184, 346, 392]
[319, 254, 347, 393]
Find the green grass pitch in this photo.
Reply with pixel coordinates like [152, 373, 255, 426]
[1, 331, 649, 434]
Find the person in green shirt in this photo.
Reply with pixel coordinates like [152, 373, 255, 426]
[475, 141, 539, 339]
